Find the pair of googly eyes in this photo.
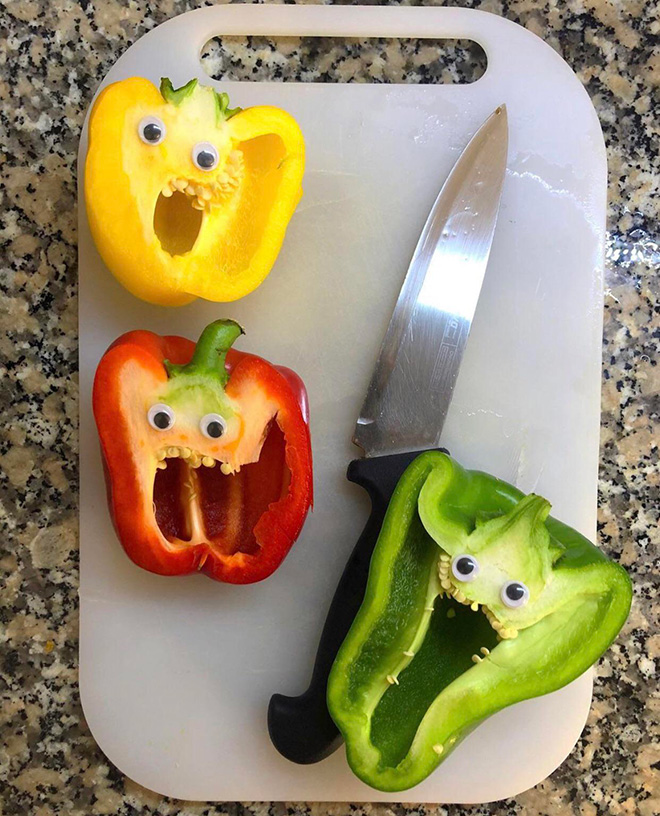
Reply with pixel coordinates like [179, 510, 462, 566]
[147, 404, 226, 439]
[451, 554, 529, 608]
[138, 117, 219, 171]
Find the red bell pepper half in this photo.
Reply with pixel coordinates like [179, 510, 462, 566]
[92, 319, 313, 584]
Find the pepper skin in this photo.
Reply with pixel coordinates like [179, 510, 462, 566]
[328, 452, 631, 791]
[93, 319, 313, 584]
[85, 77, 305, 306]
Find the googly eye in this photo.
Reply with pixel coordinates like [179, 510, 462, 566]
[147, 403, 175, 431]
[451, 554, 479, 582]
[200, 413, 227, 439]
[192, 142, 219, 171]
[501, 581, 530, 608]
[138, 116, 166, 145]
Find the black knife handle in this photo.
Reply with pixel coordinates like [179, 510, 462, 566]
[268, 448, 444, 765]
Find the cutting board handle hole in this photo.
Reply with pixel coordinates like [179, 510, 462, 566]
[200, 36, 486, 84]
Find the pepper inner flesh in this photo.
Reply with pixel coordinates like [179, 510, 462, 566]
[152, 421, 289, 555]
[369, 591, 499, 770]
[153, 190, 204, 256]
[152, 150, 245, 257]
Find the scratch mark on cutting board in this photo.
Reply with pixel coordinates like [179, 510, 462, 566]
[295, 197, 355, 215]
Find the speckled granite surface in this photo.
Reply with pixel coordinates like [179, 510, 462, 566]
[1, 0, 658, 814]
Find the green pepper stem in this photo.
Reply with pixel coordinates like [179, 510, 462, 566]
[160, 77, 198, 106]
[214, 90, 242, 122]
[165, 319, 244, 387]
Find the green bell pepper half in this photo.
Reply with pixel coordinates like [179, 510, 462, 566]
[327, 452, 632, 792]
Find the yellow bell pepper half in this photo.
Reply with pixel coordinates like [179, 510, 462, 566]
[85, 77, 305, 306]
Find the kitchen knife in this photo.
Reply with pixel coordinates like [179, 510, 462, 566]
[268, 106, 509, 764]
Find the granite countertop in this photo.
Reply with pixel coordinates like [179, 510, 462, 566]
[1, 0, 658, 814]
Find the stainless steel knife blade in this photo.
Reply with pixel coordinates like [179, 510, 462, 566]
[354, 105, 508, 458]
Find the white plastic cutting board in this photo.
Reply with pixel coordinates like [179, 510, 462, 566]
[78, 5, 607, 803]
